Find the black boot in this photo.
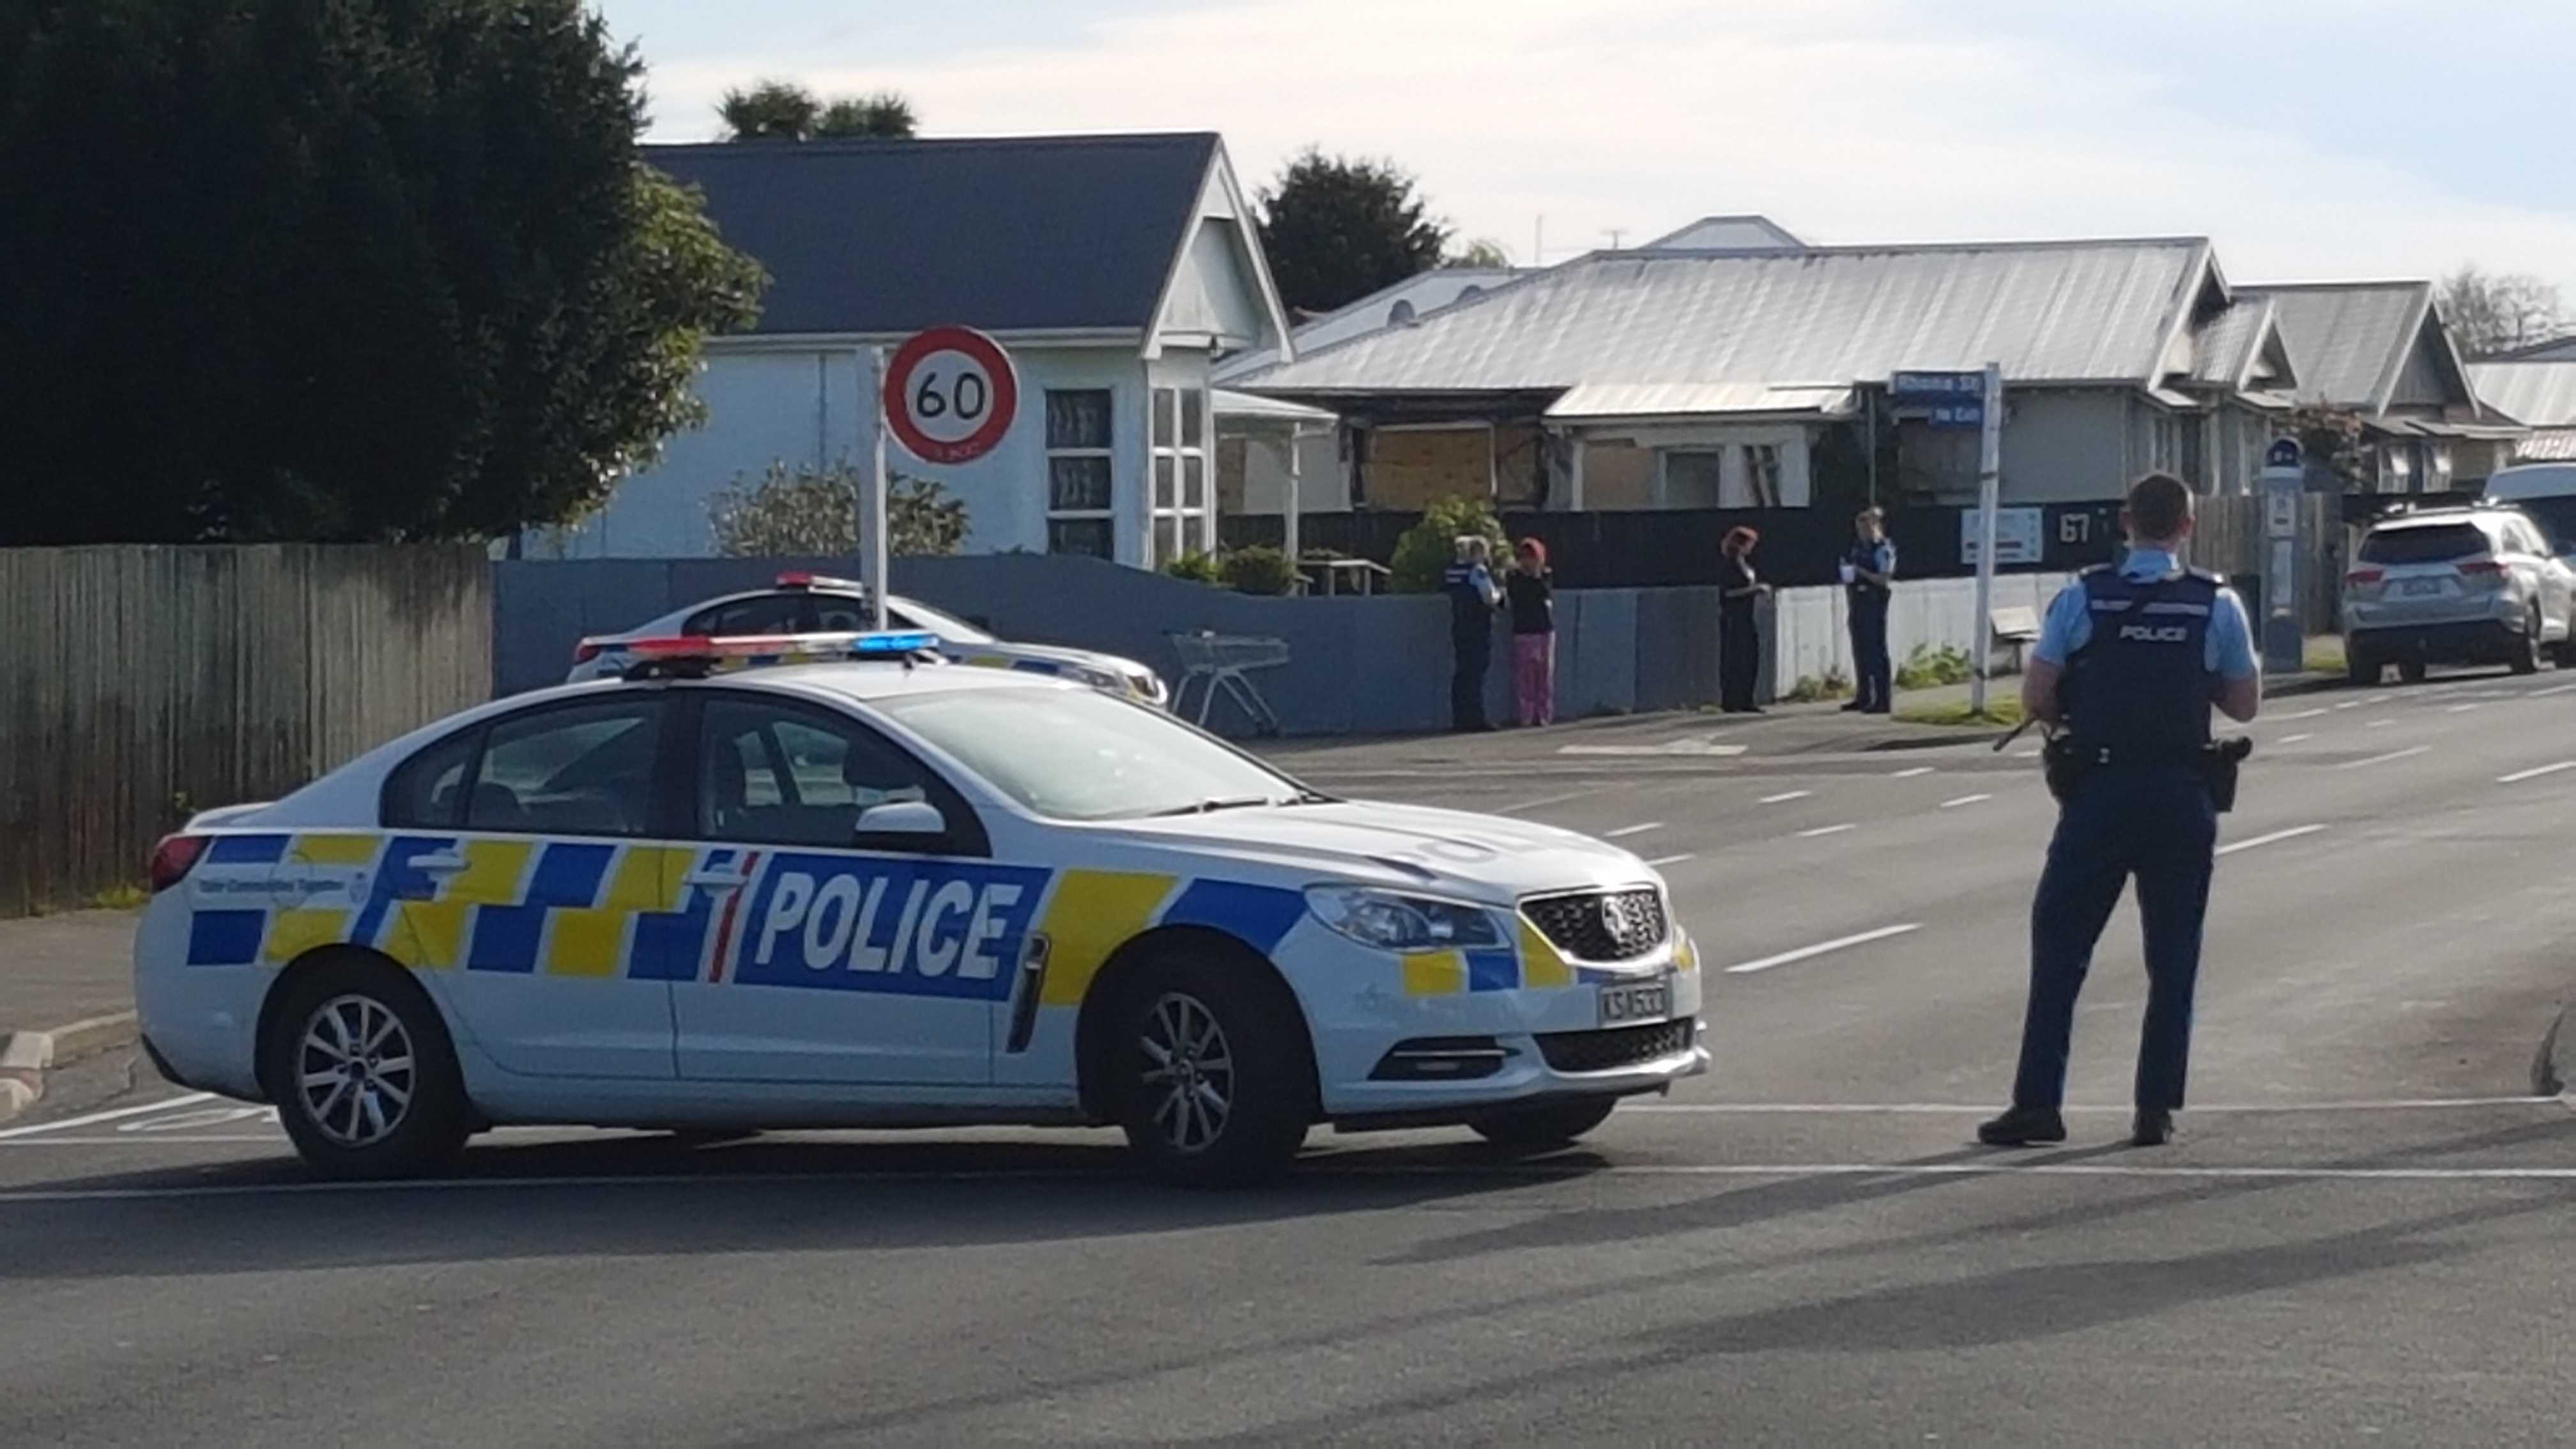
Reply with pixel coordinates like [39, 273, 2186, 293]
[1976, 1105, 2068, 1147]
[2132, 1108, 2175, 1147]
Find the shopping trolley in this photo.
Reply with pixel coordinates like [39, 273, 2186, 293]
[1167, 631, 1290, 735]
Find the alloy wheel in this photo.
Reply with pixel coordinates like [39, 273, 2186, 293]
[296, 994, 417, 1149]
[1135, 992, 1235, 1154]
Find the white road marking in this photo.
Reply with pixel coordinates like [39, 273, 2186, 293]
[1797, 824, 1855, 838]
[2013, 744, 2043, 757]
[2447, 703, 2479, 714]
[1493, 789, 1592, 815]
[2277, 733, 2315, 744]
[1628, 1096, 2559, 1114]
[1558, 735, 1747, 758]
[2274, 707, 2331, 721]
[1724, 923, 1921, 975]
[2216, 824, 2327, 857]
[2535, 682, 2576, 698]
[2498, 761, 2576, 784]
[2334, 700, 2361, 710]
[0, 1092, 215, 1140]
[1939, 794, 1993, 809]
[1641, 853, 1696, 868]
[1758, 790, 1811, 804]
[3, 1135, 288, 1147]
[2365, 718, 2393, 728]
[2340, 745, 2430, 770]
[1889, 766, 1935, 778]
[1603, 822, 1664, 838]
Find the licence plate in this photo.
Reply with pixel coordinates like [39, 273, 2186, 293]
[1597, 977, 1671, 1027]
[2402, 578, 2446, 597]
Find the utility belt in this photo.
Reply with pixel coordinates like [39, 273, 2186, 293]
[2039, 735, 2254, 811]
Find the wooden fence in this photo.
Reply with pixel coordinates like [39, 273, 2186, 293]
[2193, 493, 2343, 633]
[0, 546, 492, 917]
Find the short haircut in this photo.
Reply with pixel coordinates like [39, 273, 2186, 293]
[1855, 506, 1884, 524]
[2126, 472, 2193, 540]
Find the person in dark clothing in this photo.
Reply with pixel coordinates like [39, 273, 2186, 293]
[1841, 507, 1897, 714]
[1716, 526, 1768, 712]
[1505, 537, 1556, 726]
[1443, 535, 1502, 732]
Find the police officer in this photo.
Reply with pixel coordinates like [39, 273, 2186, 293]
[1443, 535, 1503, 732]
[1979, 473, 2261, 1149]
[1841, 508, 1897, 714]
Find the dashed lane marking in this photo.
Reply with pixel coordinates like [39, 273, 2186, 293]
[1796, 824, 1855, 838]
[1889, 767, 1935, 778]
[1492, 790, 1593, 815]
[2278, 733, 2315, 744]
[1939, 794, 1992, 809]
[2499, 761, 2576, 785]
[1758, 790, 1811, 804]
[1604, 822, 1664, 838]
[1641, 853, 1696, 868]
[1723, 923, 1921, 975]
[2536, 682, 2576, 698]
[2274, 707, 2331, 721]
[2216, 824, 2327, 857]
[2340, 746, 2430, 770]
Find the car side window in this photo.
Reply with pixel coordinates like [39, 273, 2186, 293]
[469, 699, 664, 838]
[383, 725, 481, 829]
[813, 595, 873, 632]
[684, 594, 806, 638]
[697, 696, 949, 848]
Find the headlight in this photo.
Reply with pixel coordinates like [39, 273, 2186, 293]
[1305, 886, 1508, 952]
[1073, 665, 1124, 691]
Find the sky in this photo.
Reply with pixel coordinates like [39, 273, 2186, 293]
[594, 0, 2576, 297]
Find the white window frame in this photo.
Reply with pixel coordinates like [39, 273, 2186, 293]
[1044, 388, 1116, 558]
[1148, 384, 1214, 565]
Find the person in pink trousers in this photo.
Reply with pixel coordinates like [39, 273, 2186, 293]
[1505, 537, 1556, 726]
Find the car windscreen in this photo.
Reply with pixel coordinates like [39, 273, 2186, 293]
[2515, 497, 2576, 552]
[873, 687, 1299, 821]
[2358, 523, 2488, 565]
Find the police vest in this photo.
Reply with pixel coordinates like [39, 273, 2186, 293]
[1844, 541, 1891, 601]
[1444, 564, 1492, 639]
[2060, 565, 2220, 759]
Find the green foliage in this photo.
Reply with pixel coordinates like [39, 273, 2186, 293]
[1894, 643, 1974, 691]
[1894, 699, 2023, 728]
[707, 463, 970, 558]
[1445, 238, 1513, 269]
[1162, 550, 1225, 585]
[2287, 404, 2369, 493]
[721, 79, 918, 141]
[1390, 496, 1508, 594]
[1222, 545, 1299, 595]
[1782, 671, 1853, 703]
[0, 0, 765, 544]
[1257, 150, 1451, 314]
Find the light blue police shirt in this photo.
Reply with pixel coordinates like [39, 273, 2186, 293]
[2030, 548, 2257, 680]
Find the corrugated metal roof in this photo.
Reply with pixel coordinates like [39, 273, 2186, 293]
[2517, 427, 2576, 460]
[1641, 215, 1809, 251]
[649, 134, 1218, 335]
[1212, 388, 1336, 425]
[2189, 296, 2274, 387]
[1545, 382, 1856, 420]
[1214, 268, 1522, 382]
[1233, 239, 2213, 395]
[2237, 282, 2430, 411]
[2469, 361, 2576, 427]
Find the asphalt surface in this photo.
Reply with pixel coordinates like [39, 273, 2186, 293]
[8, 666, 2576, 1444]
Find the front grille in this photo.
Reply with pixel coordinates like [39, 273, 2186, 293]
[1535, 1019, 1695, 1074]
[1523, 888, 1668, 962]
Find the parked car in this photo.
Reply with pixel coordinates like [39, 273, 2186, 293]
[2341, 505, 2576, 683]
[134, 632, 1703, 1186]
[2481, 463, 2576, 560]
[571, 574, 1170, 707]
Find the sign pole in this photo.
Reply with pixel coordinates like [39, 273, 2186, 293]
[1969, 362, 2004, 716]
[864, 345, 891, 631]
[2258, 437, 2306, 674]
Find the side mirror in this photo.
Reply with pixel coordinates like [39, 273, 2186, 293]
[854, 799, 946, 838]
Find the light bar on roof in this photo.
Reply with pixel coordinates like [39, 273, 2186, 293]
[774, 571, 870, 593]
[617, 630, 943, 673]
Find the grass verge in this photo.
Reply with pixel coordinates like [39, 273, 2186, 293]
[1893, 698, 2025, 728]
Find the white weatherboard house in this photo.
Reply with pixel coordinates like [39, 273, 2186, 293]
[539, 133, 1293, 567]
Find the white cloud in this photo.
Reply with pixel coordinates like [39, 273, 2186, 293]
[641, 0, 2576, 296]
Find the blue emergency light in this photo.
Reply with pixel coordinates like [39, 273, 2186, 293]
[615, 629, 946, 680]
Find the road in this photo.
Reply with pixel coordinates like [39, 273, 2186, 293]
[7, 668, 2576, 1444]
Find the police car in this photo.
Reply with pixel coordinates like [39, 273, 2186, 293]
[134, 632, 1706, 1186]
[569, 573, 1170, 707]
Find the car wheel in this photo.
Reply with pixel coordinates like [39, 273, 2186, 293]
[2510, 608, 2543, 675]
[2398, 659, 2428, 684]
[263, 957, 470, 1179]
[1110, 954, 1314, 1188]
[2345, 648, 2379, 687]
[1469, 1096, 1620, 1151]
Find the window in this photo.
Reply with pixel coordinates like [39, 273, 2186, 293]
[878, 597, 994, 645]
[383, 726, 480, 829]
[873, 687, 1303, 822]
[1388, 300, 1416, 325]
[697, 696, 947, 848]
[1149, 385, 1213, 565]
[468, 700, 664, 838]
[685, 594, 806, 638]
[1662, 450, 1724, 508]
[2358, 523, 2485, 565]
[1045, 389, 1115, 559]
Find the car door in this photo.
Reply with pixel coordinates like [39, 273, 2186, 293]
[2515, 518, 2575, 633]
[379, 695, 691, 1079]
[669, 691, 1048, 1086]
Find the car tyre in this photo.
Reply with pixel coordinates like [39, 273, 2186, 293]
[2345, 648, 2379, 687]
[1469, 1096, 1620, 1151]
[1110, 953, 1314, 1188]
[263, 956, 471, 1180]
[2511, 608, 2543, 675]
[2398, 659, 2428, 684]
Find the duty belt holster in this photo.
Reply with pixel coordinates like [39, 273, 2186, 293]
[2040, 736, 2253, 811]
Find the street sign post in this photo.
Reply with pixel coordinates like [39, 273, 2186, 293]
[1890, 365, 2007, 712]
[2258, 435, 2306, 674]
[871, 326, 1020, 628]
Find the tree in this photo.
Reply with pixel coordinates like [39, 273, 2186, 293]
[1389, 495, 1507, 594]
[2286, 404, 2370, 493]
[817, 92, 917, 139]
[2439, 264, 2568, 357]
[0, 0, 767, 545]
[1445, 238, 1514, 270]
[1256, 150, 1451, 314]
[719, 80, 918, 141]
[706, 463, 970, 557]
[718, 79, 822, 141]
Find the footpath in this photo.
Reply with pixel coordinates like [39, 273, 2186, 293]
[0, 908, 143, 1124]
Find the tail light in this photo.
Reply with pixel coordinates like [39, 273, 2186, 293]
[2459, 560, 2508, 588]
[2345, 568, 2384, 587]
[572, 639, 606, 665]
[148, 835, 209, 894]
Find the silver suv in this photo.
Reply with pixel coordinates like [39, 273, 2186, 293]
[2342, 506, 2576, 684]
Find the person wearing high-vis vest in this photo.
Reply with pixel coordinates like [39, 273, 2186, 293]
[1980, 473, 2262, 1150]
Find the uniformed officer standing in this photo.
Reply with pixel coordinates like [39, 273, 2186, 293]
[1841, 508, 1897, 714]
[1979, 473, 2261, 1149]
[1443, 535, 1503, 732]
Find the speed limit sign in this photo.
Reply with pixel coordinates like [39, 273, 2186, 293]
[882, 325, 1019, 464]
